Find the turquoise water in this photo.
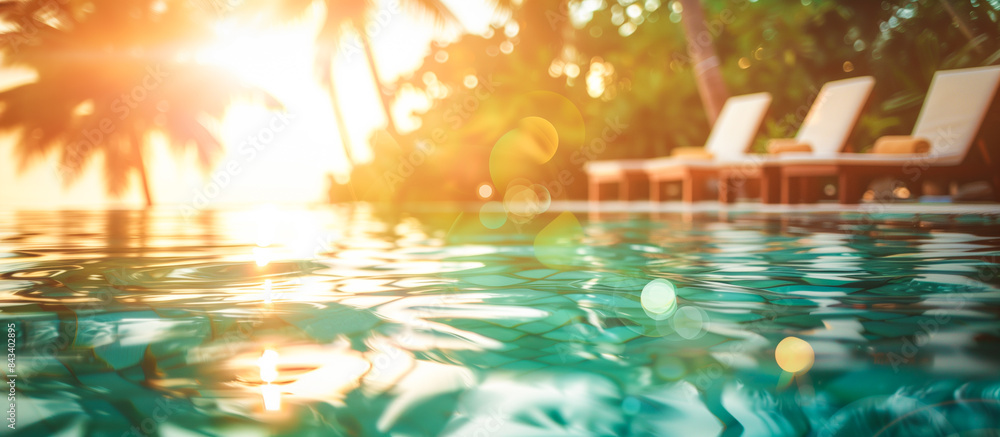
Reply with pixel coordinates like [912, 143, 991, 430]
[1, 207, 999, 436]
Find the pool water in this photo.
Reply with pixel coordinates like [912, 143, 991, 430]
[1, 207, 999, 436]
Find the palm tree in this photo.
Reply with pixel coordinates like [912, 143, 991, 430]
[0, 0, 274, 206]
[677, 0, 729, 124]
[243, 0, 460, 166]
[321, 0, 460, 141]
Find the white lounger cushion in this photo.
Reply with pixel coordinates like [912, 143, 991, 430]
[702, 92, 773, 158]
[587, 92, 772, 174]
[584, 159, 646, 175]
[717, 76, 876, 168]
[643, 156, 718, 169]
[643, 92, 772, 171]
[910, 65, 1000, 166]
[772, 65, 1000, 168]
[795, 76, 875, 154]
[765, 151, 960, 166]
[613, 75, 876, 173]
[644, 76, 877, 171]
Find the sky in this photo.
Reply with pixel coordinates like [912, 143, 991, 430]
[0, 0, 499, 209]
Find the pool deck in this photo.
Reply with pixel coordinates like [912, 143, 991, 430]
[550, 200, 1000, 215]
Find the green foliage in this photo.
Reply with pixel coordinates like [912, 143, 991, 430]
[361, 0, 1000, 201]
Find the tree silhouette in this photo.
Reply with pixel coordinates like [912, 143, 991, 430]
[240, 0, 470, 169]
[0, 0, 275, 205]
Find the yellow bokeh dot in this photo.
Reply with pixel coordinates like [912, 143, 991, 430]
[843, 61, 854, 72]
[775, 336, 814, 373]
[463, 74, 478, 89]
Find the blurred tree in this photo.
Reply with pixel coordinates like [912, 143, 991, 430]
[677, 0, 729, 123]
[370, 0, 709, 202]
[312, 0, 459, 156]
[0, 0, 274, 206]
[243, 0, 463, 168]
[361, 0, 1000, 203]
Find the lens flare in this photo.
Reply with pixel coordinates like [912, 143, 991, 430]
[640, 279, 677, 317]
[533, 211, 584, 269]
[775, 336, 814, 373]
[672, 306, 708, 340]
[479, 201, 507, 229]
[504, 183, 541, 222]
[477, 184, 493, 198]
[488, 117, 559, 190]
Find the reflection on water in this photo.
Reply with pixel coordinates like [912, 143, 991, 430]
[259, 350, 280, 411]
[1, 206, 999, 435]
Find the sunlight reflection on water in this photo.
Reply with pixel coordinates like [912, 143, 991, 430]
[0, 206, 999, 435]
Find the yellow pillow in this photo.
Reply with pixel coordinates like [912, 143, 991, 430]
[872, 136, 931, 154]
[670, 147, 714, 160]
[767, 139, 813, 154]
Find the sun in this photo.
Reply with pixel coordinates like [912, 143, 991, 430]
[180, 10, 361, 201]
[147, 3, 447, 206]
[198, 18, 320, 102]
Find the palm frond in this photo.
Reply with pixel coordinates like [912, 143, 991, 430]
[0, 0, 278, 197]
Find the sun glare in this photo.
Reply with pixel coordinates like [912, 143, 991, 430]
[185, 7, 434, 196]
[193, 12, 357, 190]
[199, 19, 318, 99]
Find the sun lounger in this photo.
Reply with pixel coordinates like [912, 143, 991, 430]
[583, 92, 771, 202]
[717, 76, 875, 203]
[770, 65, 1000, 204]
[642, 92, 772, 202]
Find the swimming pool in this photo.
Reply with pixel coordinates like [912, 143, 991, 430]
[1, 206, 999, 436]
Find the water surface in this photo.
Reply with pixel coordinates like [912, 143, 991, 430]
[1, 207, 999, 436]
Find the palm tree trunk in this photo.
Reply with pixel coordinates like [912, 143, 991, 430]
[678, 0, 729, 124]
[325, 69, 356, 166]
[938, 0, 982, 52]
[357, 27, 400, 138]
[132, 131, 153, 207]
